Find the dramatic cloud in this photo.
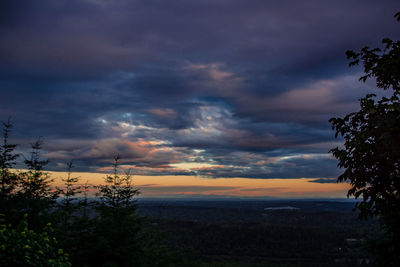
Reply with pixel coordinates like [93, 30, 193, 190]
[1, 0, 398, 179]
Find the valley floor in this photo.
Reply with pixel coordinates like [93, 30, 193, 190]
[138, 199, 377, 266]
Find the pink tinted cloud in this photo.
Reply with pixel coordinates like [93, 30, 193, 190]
[147, 108, 177, 118]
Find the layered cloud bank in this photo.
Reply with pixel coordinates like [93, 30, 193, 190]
[1, 0, 398, 179]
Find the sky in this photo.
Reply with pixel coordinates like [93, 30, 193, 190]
[1, 0, 399, 198]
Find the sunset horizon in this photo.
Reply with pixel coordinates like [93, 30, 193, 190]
[1, 0, 398, 201]
[41, 169, 351, 199]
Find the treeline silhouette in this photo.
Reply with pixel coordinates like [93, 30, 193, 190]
[0, 120, 176, 266]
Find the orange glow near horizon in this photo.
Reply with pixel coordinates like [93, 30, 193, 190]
[47, 171, 350, 199]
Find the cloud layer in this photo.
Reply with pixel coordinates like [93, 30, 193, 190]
[1, 0, 398, 179]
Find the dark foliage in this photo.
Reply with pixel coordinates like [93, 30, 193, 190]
[330, 12, 400, 265]
[58, 161, 81, 218]
[0, 121, 175, 266]
[17, 138, 57, 229]
[0, 119, 19, 200]
[0, 214, 71, 267]
[91, 156, 143, 266]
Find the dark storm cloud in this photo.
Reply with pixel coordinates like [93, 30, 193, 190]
[1, 0, 398, 79]
[308, 178, 338, 184]
[1, 0, 399, 178]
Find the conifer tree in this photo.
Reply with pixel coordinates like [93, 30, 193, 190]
[93, 156, 143, 266]
[18, 138, 57, 228]
[0, 119, 19, 200]
[58, 161, 81, 225]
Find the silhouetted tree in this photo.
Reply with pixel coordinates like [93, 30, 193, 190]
[53, 161, 83, 260]
[330, 12, 400, 265]
[18, 138, 57, 228]
[0, 119, 22, 225]
[92, 156, 144, 266]
[0, 122, 174, 266]
[79, 180, 91, 218]
[57, 161, 81, 225]
[0, 119, 19, 200]
[97, 155, 139, 211]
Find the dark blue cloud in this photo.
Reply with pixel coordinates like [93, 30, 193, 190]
[1, 0, 398, 178]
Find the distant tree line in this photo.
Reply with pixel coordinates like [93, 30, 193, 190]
[0, 119, 174, 267]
